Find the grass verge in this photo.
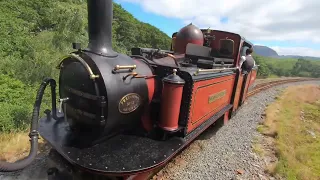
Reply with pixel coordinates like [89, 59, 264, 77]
[0, 132, 48, 162]
[258, 84, 320, 180]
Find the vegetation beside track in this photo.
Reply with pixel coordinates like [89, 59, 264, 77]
[253, 54, 320, 78]
[257, 84, 320, 180]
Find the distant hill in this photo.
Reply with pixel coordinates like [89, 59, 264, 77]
[253, 45, 320, 60]
[253, 45, 279, 57]
[276, 55, 320, 60]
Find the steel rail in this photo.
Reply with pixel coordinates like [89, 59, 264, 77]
[247, 78, 318, 97]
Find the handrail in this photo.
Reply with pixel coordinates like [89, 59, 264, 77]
[193, 67, 239, 76]
[56, 53, 99, 80]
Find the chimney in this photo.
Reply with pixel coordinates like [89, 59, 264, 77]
[86, 0, 117, 57]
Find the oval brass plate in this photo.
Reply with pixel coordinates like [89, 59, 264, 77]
[119, 93, 141, 114]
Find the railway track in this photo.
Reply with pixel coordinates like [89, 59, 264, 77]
[247, 78, 318, 97]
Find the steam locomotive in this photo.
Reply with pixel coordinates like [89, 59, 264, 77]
[0, 0, 258, 179]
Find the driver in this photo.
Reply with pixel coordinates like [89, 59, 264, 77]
[239, 48, 255, 72]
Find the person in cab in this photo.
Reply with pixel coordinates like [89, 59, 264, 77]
[239, 48, 255, 72]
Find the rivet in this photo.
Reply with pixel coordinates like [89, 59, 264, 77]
[123, 167, 125, 170]
[105, 167, 108, 169]
[153, 161, 156, 163]
[68, 152, 70, 154]
[89, 163, 92, 166]
[179, 144, 181, 146]
[164, 155, 167, 157]
[172, 149, 174, 151]
[77, 158, 79, 161]
[139, 165, 142, 168]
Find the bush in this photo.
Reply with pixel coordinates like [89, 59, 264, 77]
[0, 74, 46, 133]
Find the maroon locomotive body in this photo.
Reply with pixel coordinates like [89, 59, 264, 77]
[0, 0, 258, 179]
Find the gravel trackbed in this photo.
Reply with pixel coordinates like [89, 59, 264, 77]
[1, 80, 319, 180]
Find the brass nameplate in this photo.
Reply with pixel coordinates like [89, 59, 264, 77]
[119, 93, 141, 114]
[208, 90, 226, 104]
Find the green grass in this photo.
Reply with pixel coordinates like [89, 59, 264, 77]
[262, 85, 320, 180]
[268, 74, 280, 78]
[252, 141, 264, 157]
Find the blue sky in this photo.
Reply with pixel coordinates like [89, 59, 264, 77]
[114, 0, 184, 36]
[114, 0, 320, 57]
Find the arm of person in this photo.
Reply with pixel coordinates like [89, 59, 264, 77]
[239, 56, 246, 68]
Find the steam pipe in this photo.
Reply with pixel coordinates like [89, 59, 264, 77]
[0, 78, 56, 172]
[50, 80, 58, 120]
[86, 0, 117, 57]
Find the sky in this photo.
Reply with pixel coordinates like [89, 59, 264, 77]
[114, 0, 320, 57]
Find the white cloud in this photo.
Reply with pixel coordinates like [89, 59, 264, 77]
[118, 0, 320, 56]
[271, 46, 320, 57]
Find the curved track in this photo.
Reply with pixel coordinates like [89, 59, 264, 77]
[247, 78, 318, 97]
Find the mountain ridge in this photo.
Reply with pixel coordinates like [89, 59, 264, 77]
[253, 45, 320, 60]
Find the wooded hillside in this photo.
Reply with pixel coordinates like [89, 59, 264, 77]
[0, 0, 171, 132]
[253, 54, 320, 78]
[0, 0, 171, 84]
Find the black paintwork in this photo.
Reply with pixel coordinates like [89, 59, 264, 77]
[86, 0, 116, 57]
[163, 71, 185, 84]
[39, 104, 232, 175]
[58, 50, 152, 146]
[39, 113, 184, 174]
[131, 48, 174, 57]
[185, 43, 234, 64]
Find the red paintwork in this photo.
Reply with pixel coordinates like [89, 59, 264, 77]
[132, 59, 155, 103]
[240, 73, 252, 104]
[232, 73, 244, 112]
[174, 24, 204, 54]
[187, 75, 235, 133]
[123, 170, 155, 180]
[224, 111, 229, 125]
[146, 78, 155, 104]
[141, 77, 155, 131]
[249, 69, 257, 87]
[241, 68, 257, 103]
[133, 59, 156, 132]
[245, 71, 253, 101]
[159, 81, 184, 131]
